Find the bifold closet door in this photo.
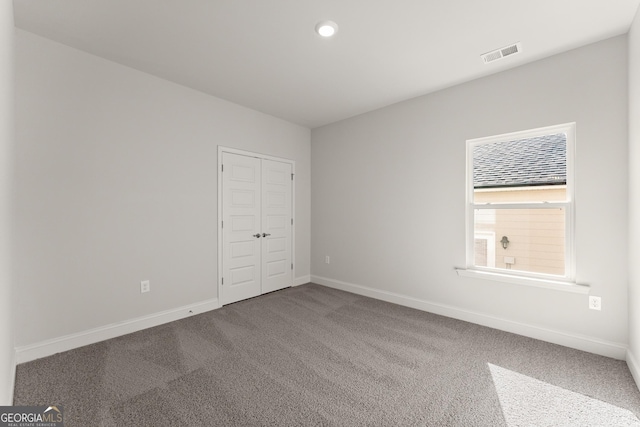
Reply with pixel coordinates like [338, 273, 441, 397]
[221, 152, 293, 305]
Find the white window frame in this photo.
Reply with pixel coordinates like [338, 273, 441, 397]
[459, 123, 583, 292]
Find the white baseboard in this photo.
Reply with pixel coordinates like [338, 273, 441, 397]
[311, 275, 628, 360]
[627, 350, 640, 391]
[15, 298, 220, 364]
[3, 349, 15, 405]
[294, 275, 311, 287]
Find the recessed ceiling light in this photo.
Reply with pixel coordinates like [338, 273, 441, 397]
[315, 20, 338, 37]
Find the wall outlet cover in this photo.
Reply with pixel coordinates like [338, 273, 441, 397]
[588, 296, 601, 311]
[140, 280, 150, 293]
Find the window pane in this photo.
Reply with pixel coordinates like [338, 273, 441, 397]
[474, 239, 488, 267]
[474, 208, 565, 276]
[473, 133, 566, 203]
[474, 186, 566, 203]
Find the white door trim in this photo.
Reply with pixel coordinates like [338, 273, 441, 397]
[217, 146, 295, 305]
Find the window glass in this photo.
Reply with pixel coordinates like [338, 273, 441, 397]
[472, 133, 567, 204]
[473, 208, 565, 276]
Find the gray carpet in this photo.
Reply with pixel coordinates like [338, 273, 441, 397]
[13, 283, 640, 426]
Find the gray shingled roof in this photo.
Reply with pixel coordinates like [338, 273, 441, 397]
[473, 133, 566, 189]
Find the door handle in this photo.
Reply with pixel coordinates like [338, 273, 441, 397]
[253, 233, 261, 238]
[262, 233, 271, 238]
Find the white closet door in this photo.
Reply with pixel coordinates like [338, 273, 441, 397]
[220, 151, 294, 305]
[221, 152, 262, 305]
[261, 159, 293, 293]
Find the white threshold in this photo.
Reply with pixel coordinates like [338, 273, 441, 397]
[455, 268, 589, 294]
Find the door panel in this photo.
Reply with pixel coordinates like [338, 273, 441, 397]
[222, 152, 261, 305]
[261, 159, 292, 293]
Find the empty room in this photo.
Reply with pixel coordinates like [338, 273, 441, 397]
[2, 0, 640, 425]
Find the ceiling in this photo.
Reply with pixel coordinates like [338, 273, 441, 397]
[13, 0, 640, 128]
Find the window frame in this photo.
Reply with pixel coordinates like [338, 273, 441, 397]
[465, 123, 576, 283]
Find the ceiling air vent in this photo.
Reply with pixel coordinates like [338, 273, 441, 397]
[481, 42, 522, 64]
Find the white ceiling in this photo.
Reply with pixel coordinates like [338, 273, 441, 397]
[13, 0, 640, 128]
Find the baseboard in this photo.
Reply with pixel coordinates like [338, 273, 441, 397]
[294, 275, 311, 286]
[15, 298, 220, 364]
[311, 275, 628, 360]
[627, 350, 640, 391]
[3, 348, 15, 405]
[9, 349, 15, 404]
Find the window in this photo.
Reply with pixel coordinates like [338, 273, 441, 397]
[474, 232, 496, 268]
[466, 123, 575, 282]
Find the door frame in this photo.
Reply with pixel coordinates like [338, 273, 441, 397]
[217, 146, 296, 305]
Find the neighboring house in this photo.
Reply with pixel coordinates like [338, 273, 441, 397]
[473, 133, 567, 276]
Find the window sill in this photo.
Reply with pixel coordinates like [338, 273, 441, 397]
[455, 268, 589, 294]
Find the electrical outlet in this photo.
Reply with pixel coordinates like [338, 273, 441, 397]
[589, 296, 601, 311]
[140, 280, 150, 294]
[325, 255, 330, 264]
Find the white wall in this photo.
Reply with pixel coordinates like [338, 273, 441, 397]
[0, 1, 14, 405]
[14, 30, 311, 349]
[628, 7, 640, 384]
[312, 36, 629, 357]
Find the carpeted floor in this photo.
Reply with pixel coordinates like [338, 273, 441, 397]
[13, 283, 640, 426]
